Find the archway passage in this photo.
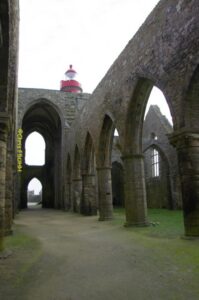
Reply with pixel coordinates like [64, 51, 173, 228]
[111, 161, 124, 207]
[97, 115, 119, 221]
[124, 80, 176, 227]
[27, 178, 42, 208]
[20, 100, 62, 209]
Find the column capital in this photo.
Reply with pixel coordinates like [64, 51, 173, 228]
[168, 129, 199, 149]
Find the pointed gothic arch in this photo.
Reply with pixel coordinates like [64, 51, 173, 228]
[20, 101, 62, 209]
[96, 114, 116, 220]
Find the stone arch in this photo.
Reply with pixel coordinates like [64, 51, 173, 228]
[125, 79, 174, 154]
[81, 132, 97, 216]
[98, 114, 115, 167]
[25, 131, 46, 166]
[20, 98, 67, 130]
[72, 145, 82, 213]
[97, 114, 116, 221]
[21, 173, 43, 207]
[65, 154, 72, 211]
[20, 101, 63, 209]
[123, 79, 173, 226]
[27, 177, 42, 207]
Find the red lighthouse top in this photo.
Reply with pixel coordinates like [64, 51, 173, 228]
[60, 65, 82, 93]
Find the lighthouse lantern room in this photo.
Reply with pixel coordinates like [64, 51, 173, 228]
[60, 65, 83, 93]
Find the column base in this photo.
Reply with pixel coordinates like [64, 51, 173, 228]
[124, 221, 149, 227]
[181, 235, 199, 240]
[4, 229, 13, 236]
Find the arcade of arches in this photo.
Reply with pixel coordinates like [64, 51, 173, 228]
[0, 0, 199, 249]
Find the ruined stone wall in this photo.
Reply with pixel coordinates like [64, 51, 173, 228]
[17, 88, 90, 209]
[18, 88, 90, 128]
[142, 105, 182, 209]
[63, 0, 199, 235]
[66, 0, 199, 162]
[14, 0, 199, 236]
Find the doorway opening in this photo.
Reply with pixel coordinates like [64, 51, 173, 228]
[27, 177, 42, 208]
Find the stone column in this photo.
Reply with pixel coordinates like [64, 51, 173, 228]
[170, 131, 199, 237]
[82, 174, 97, 216]
[0, 123, 8, 250]
[65, 180, 72, 211]
[5, 147, 13, 235]
[122, 154, 148, 227]
[97, 167, 113, 221]
[72, 178, 82, 213]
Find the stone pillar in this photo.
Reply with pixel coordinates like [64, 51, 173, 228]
[65, 180, 72, 211]
[0, 123, 8, 249]
[81, 174, 97, 216]
[97, 167, 113, 221]
[170, 131, 199, 237]
[72, 178, 82, 213]
[122, 154, 148, 227]
[5, 147, 13, 235]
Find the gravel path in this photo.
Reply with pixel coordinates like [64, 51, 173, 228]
[1, 207, 199, 300]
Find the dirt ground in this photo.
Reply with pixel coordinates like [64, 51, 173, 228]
[0, 207, 199, 300]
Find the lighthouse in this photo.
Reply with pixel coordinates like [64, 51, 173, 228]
[60, 65, 83, 93]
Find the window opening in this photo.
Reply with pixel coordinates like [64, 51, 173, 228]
[25, 131, 45, 165]
[151, 148, 159, 177]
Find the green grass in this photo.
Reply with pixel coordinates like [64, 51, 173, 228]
[5, 230, 38, 249]
[1, 226, 42, 287]
[113, 207, 199, 284]
[113, 207, 184, 238]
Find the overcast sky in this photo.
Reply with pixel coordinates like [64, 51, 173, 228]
[18, 0, 161, 93]
[19, 0, 173, 193]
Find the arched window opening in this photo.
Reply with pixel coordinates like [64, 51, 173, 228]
[151, 148, 159, 177]
[144, 86, 173, 126]
[27, 178, 42, 207]
[25, 131, 46, 165]
[114, 129, 119, 136]
[111, 127, 124, 211]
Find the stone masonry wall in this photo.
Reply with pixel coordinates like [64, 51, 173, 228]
[18, 88, 91, 128]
